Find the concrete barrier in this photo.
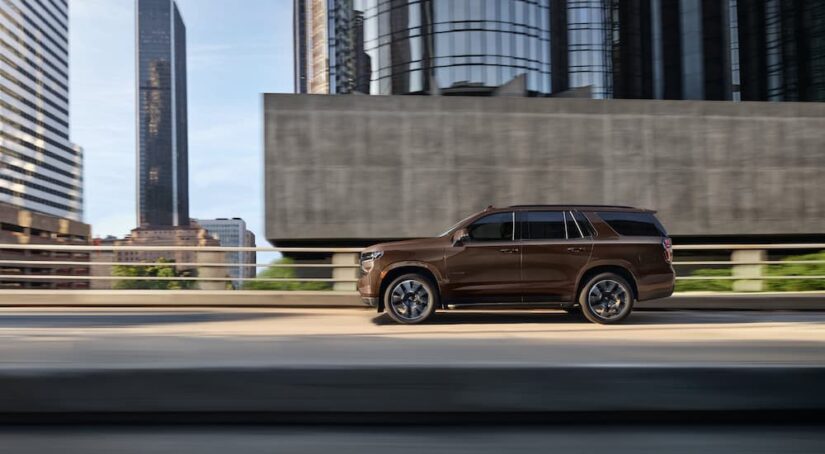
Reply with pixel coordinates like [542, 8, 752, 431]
[1, 290, 825, 310]
[264, 94, 825, 245]
[0, 290, 365, 307]
[1, 365, 823, 422]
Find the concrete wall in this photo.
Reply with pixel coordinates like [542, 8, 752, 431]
[264, 94, 825, 244]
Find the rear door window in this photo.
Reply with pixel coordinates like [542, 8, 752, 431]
[525, 211, 566, 240]
[596, 211, 667, 237]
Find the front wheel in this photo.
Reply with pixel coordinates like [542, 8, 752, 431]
[579, 273, 634, 324]
[383, 273, 438, 324]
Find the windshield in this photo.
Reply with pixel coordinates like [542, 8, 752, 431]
[437, 212, 479, 237]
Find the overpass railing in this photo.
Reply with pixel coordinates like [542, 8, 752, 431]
[0, 243, 823, 296]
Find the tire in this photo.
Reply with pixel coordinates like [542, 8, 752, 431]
[578, 272, 634, 324]
[383, 273, 439, 324]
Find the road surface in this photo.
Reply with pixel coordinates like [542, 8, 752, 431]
[1, 307, 824, 368]
[2, 307, 824, 452]
[2, 425, 824, 453]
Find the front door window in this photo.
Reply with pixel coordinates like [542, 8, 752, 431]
[468, 212, 515, 242]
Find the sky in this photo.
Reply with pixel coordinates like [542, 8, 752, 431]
[69, 0, 293, 248]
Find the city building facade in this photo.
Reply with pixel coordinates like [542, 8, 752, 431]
[0, 0, 91, 289]
[0, 0, 83, 220]
[196, 218, 256, 289]
[136, 0, 189, 227]
[0, 202, 90, 289]
[294, 0, 825, 101]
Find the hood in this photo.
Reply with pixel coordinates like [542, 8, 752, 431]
[364, 237, 448, 253]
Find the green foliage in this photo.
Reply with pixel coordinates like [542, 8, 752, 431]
[112, 258, 195, 290]
[675, 250, 825, 292]
[765, 251, 825, 291]
[243, 257, 332, 291]
[675, 268, 733, 292]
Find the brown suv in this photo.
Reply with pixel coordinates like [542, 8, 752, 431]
[358, 205, 675, 325]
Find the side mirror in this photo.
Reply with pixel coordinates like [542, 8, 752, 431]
[452, 228, 470, 246]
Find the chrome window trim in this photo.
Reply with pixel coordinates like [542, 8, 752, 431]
[569, 210, 585, 238]
[511, 211, 515, 241]
[562, 211, 569, 239]
[571, 210, 595, 239]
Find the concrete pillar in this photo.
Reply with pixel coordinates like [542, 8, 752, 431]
[197, 251, 228, 290]
[732, 250, 766, 292]
[332, 253, 359, 291]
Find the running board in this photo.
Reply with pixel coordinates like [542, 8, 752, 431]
[446, 302, 578, 310]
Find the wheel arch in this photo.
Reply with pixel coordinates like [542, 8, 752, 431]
[576, 263, 639, 302]
[378, 263, 442, 312]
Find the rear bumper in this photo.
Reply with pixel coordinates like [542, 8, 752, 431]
[638, 270, 676, 301]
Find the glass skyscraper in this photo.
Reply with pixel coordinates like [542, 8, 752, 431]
[136, 0, 189, 227]
[294, 0, 825, 101]
[0, 0, 83, 220]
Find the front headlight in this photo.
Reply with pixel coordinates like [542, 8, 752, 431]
[360, 251, 384, 273]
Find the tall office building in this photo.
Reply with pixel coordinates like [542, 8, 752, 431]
[196, 218, 256, 289]
[294, 0, 825, 101]
[1, 0, 90, 289]
[1, 0, 83, 219]
[136, 0, 189, 227]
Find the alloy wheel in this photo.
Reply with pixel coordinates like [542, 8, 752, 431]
[389, 279, 431, 322]
[587, 279, 630, 321]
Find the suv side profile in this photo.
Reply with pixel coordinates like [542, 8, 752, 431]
[357, 205, 675, 325]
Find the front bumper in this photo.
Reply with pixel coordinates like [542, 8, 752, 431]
[357, 268, 381, 298]
[361, 296, 379, 307]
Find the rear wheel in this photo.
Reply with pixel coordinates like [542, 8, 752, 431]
[383, 273, 438, 324]
[579, 273, 634, 324]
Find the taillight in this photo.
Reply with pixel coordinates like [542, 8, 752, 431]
[663, 237, 673, 264]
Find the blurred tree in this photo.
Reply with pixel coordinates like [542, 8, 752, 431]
[765, 251, 825, 291]
[112, 258, 194, 290]
[675, 250, 825, 292]
[675, 268, 733, 292]
[243, 257, 331, 290]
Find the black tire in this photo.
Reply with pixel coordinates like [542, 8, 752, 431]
[383, 273, 439, 324]
[578, 272, 634, 324]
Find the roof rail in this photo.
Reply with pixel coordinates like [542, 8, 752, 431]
[508, 204, 640, 209]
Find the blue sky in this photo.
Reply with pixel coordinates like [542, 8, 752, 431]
[69, 0, 293, 246]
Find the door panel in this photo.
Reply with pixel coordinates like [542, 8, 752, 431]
[521, 239, 593, 301]
[520, 210, 593, 302]
[444, 242, 522, 303]
[443, 211, 521, 303]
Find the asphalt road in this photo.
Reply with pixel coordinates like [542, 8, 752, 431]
[2, 425, 824, 453]
[0, 307, 824, 368]
[2, 308, 824, 451]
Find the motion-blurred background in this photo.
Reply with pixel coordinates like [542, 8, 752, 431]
[0, 1, 824, 452]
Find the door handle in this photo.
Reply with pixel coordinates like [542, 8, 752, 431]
[567, 247, 585, 253]
[498, 248, 518, 254]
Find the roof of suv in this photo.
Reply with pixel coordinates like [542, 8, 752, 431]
[505, 205, 654, 213]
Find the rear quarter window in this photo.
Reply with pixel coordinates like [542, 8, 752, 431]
[596, 212, 667, 237]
